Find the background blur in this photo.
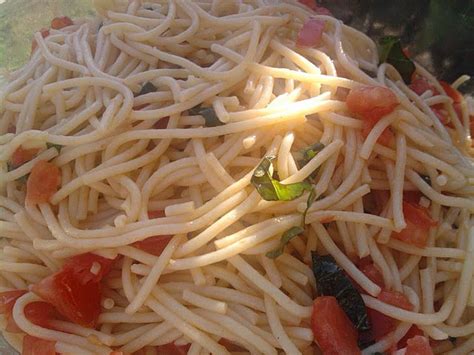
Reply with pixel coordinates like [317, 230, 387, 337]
[0, 0, 473, 92]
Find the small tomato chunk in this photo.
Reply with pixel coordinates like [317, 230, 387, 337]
[50, 16, 74, 30]
[311, 296, 360, 354]
[392, 201, 437, 247]
[296, 18, 325, 47]
[10, 147, 39, 169]
[22, 335, 56, 355]
[0, 290, 27, 314]
[31, 28, 50, 53]
[406, 335, 434, 355]
[366, 308, 396, 341]
[63, 253, 115, 284]
[398, 325, 424, 349]
[132, 236, 173, 256]
[378, 290, 413, 311]
[359, 263, 384, 288]
[439, 81, 462, 104]
[409, 76, 438, 96]
[347, 86, 399, 122]
[155, 343, 191, 355]
[26, 161, 61, 204]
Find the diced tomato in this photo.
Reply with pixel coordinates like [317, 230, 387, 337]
[362, 122, 394, 146]
[9, 147, 40, 170]
[364, 190, 390, 216]
[366, 308, 397, 341]
[298, 0, 317, 10]
[347, 86, 399, 122]
[403, 191, 423, 204]
[409, 76, 438, 96]
[31, 28, 50, 53]
[133, 236, 173, 257]
[439, 81, 462, 104]
[63, 253, 115, 284]
[50, 16, 73, 30]
[314, 6, 332, 16]
[392, 201, 437, 247]
[311, 296, 360, 355]
[296, 18, 325, 47]
[153, 117, 169, 129]
[398, 325, 424, 349]
[26, 161, 61, 204]
[31, 253, 115, 328]
[22, 335, 56, 355]
[148, 210, 165, 219]
[155, 343, 191, 355]
[0, 290, 27, 314]
[360, 263, 384, 288]
[406, 336, 434, 355]
[378, 290, 413, 311]
[5, 301, 60, 334]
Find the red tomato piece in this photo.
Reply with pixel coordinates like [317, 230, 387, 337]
[378, 290, 413, 311]
[148, 210, 166, 219]
[63, 253, 115, 284]
[359, 263, 384, 288]
[298, 0, 317, 10]
[314, 6, 332, 16]
[347, 86, 399, 122]
[153, 117, 169, 129]
[398, 325, 424, 349]
[362, 122, 394, 146]
[392, 201, 437, 247]
[366, 308, 396, 341]
[311, 296, 361, 355]
[409, 76, 438, 96]
[406, 335, 434, 355]
[403, 191, 423, 204]
[439, 81, 462, 104]
[31, 28, 50, 53]
[133, 236, 173, 257]
[156, 343, 191, 355]
[9, 147, 40, 169]
[32, 268, 101, 328]
[26, 161, 61, 204]
[296, 18, 325, 47]
[0, 290, 27, 314]
[50, 16, 74, 30]
[22, 335, 56, 355]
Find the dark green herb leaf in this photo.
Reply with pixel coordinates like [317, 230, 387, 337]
[378, 36, 415, 84]
[251, 157, 312, 201]
[302, 187, 316, 226]
[296, 142, 325, 180]
[188, 106, 224, 127]
[137, 82, 157, 96]
[46, 143, 63, 152]
[266, 226, 304, 259]
[311, 253, 370, 331]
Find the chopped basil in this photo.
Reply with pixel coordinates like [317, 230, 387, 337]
[251, 157, 312, 201]
[189, 106, 224, 127]
[378, 36, 415, 84]
[312, 253, 370, 331]
[266, 226, 304, 259]
[302, 188, 316, 226]
[137, 82, 157, 96]
[47, 143, 63, 152]
[296, 142, 324, 180]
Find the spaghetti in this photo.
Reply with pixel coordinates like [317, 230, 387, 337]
[0, 0, 473, 354]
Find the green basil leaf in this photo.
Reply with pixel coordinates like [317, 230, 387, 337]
[251, 157, 312, 201]
[302, 187, 316, 226]
[137, 82, 157, 96]
[266, 226, 304, 259]
[296, 142, 325, 180]
[312, 253, 370, 331]
[46, 143, 63, 152]
[378, 36, 415, 84]
[189, 105, 224, 127]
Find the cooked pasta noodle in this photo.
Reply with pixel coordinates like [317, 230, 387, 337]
[0, 0, 473, 354]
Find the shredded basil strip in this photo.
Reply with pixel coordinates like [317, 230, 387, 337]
[137, 82, 157, 96]
[266, 226, 304, 259]
[378, 36, 415, 84]
[189, 106, 224, 127]
[302, 188, 316, 227]
[297, 142, 325, 180]
[47, 143, 63, 152]
[251, 157, 312, 201]
[312, 253, 370, 331]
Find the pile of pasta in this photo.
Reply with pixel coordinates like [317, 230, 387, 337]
[0, 0, 473, 354]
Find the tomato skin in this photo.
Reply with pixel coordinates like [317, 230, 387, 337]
[50, 16, 73, 30]
[296, 18, 325, 48]
[392, 201, 437, 247]
[22, 335, 56, 355]
[10, 147, 39, 169]
[378, 290, 413, 311]
[311, 296, 361, 355]
[406, 335, 434, 355]
[156, 343, 191, 355]
[63, 253, 115, 284]
[133, 236, 173, 256]
[148, 210, 166, 219]
[409, 77, 438, 96]
[26, 161, 61, 204]
[0, 290, 27, 314]
[347, 86, 399, 123]
[439, 81, 462, 104]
